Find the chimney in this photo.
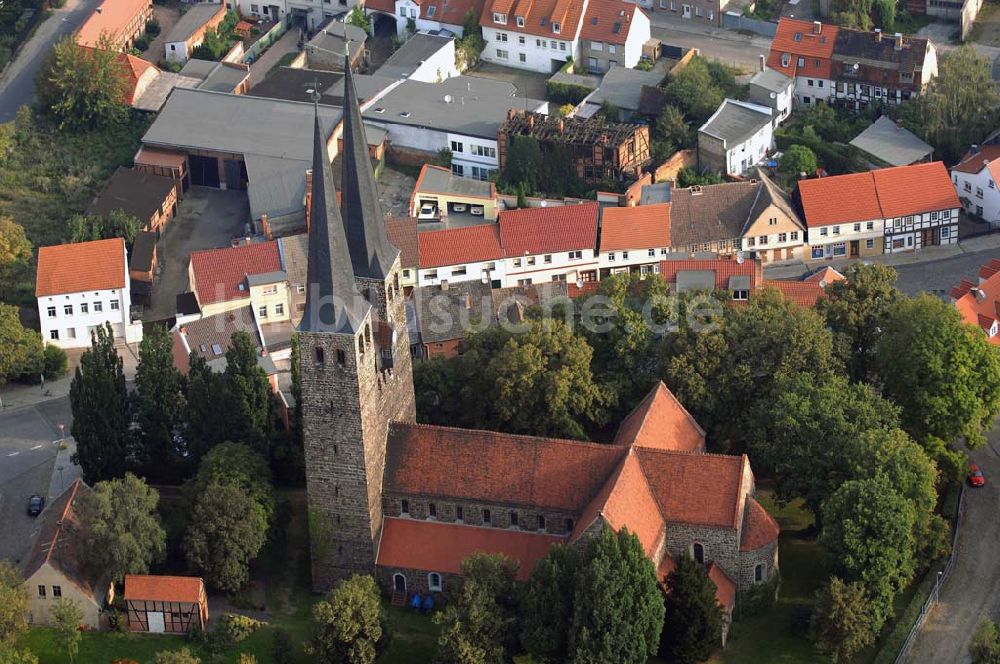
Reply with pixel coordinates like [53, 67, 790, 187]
[261, 213, 271, 240]
[874, 28, 881, 43]
[894, 32, 903, 50]
[812, 20, 821, 34]
[759, 54, 765, 72]
[95, 6, 102, 12]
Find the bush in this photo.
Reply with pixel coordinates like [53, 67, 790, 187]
[43, 344, 67, 379]
[546, 80, 594, 105]
[737, 573, 779, 617]
[271, 628, 294, 664]
[219, 613, 266, 645]
[780, 144, 818, 176]
[145, 18, 161, 36]
[134, 36, 149, 52]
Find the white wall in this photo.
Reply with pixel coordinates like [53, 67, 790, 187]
[418, 258, 506, 287]
[38, 288, 132, 349]
[165, 40, 189, 64]
[622, 9, 651, 68]
[726, 120, 773, 175]
[597, 247, 670, 272]
[953, 165, 1000, 222]
[883, 208, 959, 253]
[791, 75, 832, 105]
[481, 26, 574, 73]
[807, 218, 883, 259]
[502, 250, 598, 287]
[405, 39, 460, 82]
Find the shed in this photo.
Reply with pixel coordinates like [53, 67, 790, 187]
[124, 575, 209, 633]
[130, 230, 158, 284]
[849, 116, 934, 167]
[86, 166, 178, 232]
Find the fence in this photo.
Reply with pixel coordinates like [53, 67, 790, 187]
[721, 12, 778, 37]
[894, 485, 967, 663]
[243, 18, 289, 62]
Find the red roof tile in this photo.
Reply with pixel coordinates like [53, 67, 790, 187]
[954, 265, 1000, 346]
[599, 204, 671, 252]
[658, 258, 763, 292]
[614, 382, 705, 453]
[951, 145, 1000, 175]
[482, 0, 588, 39]
[500, 202, 599, 257]
[387, 217, 419, 267]
[418, 224, 503, 269]
[363, 0, 396, 12]
[980, 259, 1000, 280]
[872, 161, 961, 218]
[636, 449, 748, 528]
[376, 518, 563, 581]
[803, 266, 846, 284]
[385, 423, 627, 512]
[189, 241, 281, 305]
[766, 18, 837, 80]
[708, 562, 737, 610]
[77, 0, 150, 46]
[36, 238, 126, 297]
[124, 575, 205, 603]
[765, 280, 827, 307]
[739, 497, 780, 551]
[797, 172, 881, 227]
[949, 278, 975, 301]
[579, 0, 643, 46]
[419, 0, 487, 26]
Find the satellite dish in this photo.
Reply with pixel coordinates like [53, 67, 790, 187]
[481, 273, 489, 284]
[769, 92, 777, 99]
[444, 94, 453, 103]
[736, 251, 745, 264]
[853, 63, 860, 70]
[576, 278, 584, 289]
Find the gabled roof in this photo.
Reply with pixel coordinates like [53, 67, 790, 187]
[797, 171, 882, 227]
[36, 238, 126, 297]
[412, 280, 496, 344]
[953, 263, 1000, 346]
[849, 116, 934, 167]
[613, 382, 705, 453]
[952, 145, 1000, 178]
[832, 27, 932, 76]
[77, 0, 149, 46]
[739, 497, 780, 551]
[124, 575, 205, 603]
[173, 305, 263, 373]
[418, 224, 503, 268]
[636, 449, 749, 529]
[871, 161, 960, 218]
[708, 563, 737, 610]
[765, 279, 827, 307]
[189, 241, 281, 306]
[599, 203, 671, 252]
[659, 257, 763, 294]
[743, 170, 803, 236]
[580, 0, 644, 46]
[766, 18, 837, 80]
[699, 99, 773, 147]
[164, 2, 224, 44]
[481, 0, 588, 40]
[113, 51, 157, 104]
[669, 181, 760, 247]
[804, 266, 846, 285]
[499, 202, 600, 256]
[386, 217, 419, 268]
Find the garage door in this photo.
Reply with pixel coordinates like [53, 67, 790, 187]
[147, 611, 165, 633]
[189, 155, 220, 188]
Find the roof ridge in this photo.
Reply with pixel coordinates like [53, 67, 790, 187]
[732, 454, 749, 529]
[390, 421, 621, 451]
[635, 446, 743, 461]
[43, 479, 83, 568]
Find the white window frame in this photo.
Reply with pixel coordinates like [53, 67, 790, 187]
[427, 573, 443, 592]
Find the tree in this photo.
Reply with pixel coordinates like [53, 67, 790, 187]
[184, 353, 232, 462]
[817, 263, 901, 382]
[80, 473, 166, 584]
[310, 575, 386, 664]
[568, 528, 664, 664]
[0, 561, 28, 645]
[971, 618, 1000, 664]
[655, 104, 693, 155]
[779, 144, 817, 175]
[820, 477, 916, 615]
[347, 5, 372, 33]
[520, 545, 580, 662]
[501, 135, 543, 194]
[184, 482, 268, 593]
[50, 598, 83, 663]
[135, 325, 185, 472]
[70, 323, 131, 484]
[0, 644, 38, 664]
[68, 210, 140, 247]
[876, 294, 1000, 454]
[36, 35, 130, 130]
[189, 441, 275, 520]
[675, 167, 725, 188]
[0, 216, 32, 303]
[659, 555, 723, 664]
[224, 330, 273, 455]
[434, 554, 520, 664]
[810, 577, 882, 663]
[663, 57, 725, 124]
[0, 304, 42, 392]
[151, 649, 201, 664]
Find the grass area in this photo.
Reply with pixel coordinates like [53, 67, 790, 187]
[381, 605, 440, 663]
[893, 12, 935, 36]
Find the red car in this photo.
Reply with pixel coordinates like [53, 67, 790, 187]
[968, 463, 986, 488]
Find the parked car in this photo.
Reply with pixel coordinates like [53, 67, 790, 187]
[968, 463, 986, 487]
[470, 205, 484, 216]
[27, 495, 44, 516]
[417, 203, 438, 220]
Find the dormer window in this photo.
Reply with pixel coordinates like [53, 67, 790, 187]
[552, 21, 561, 33]
[991, 321, 998, 338]
[516, 14, 524, 26]
[493, 11, 506, 23]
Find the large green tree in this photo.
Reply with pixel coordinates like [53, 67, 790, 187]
[224, 330, 273, 455]
[0, 561, 28, 645]
[184, 353, 232, 462]
[0, 304, 42, 396]
[659, 555, 723, 664]
[70, 322, 131, 483]
[80, 473, 166, 584]
[310, 575, 386, 664]
[188, 441, 275, 521]
[36, 35, 130, 130]
[50, 599, 83, 663]
[501, 135, 543, 194]
[876, 294, 1000, 458]
[520, 544, 580, 662]
[135, 325, 186, 473]
[810, 577, 882, 663]
[568, 527, 664, 664]
[0, 216, 32, 304]
[663, 57, 725, 125]
[779, 144, 817, 176]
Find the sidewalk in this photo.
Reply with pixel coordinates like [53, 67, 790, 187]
[46, 436, 80, 501]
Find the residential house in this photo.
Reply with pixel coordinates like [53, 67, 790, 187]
[578, 0, 651, 73]
[76, 0, 152, 50]
[951, 259, 1000, 344]
[416, 223, 505, 287]
[659, 256, 763, 303]
[123, 575, 209, 633]
[597, 203, 672, 278]
[766, 18, 837, 107]
[500, 202, 601, 286]
[164, 3, 227, 65]
[410, 164, 498, 221]
[951, 144, 1000, 222]
[479, 0, 591, 73]
[498, 110, 650, 183]
[366, 0, 486, 37]
[376, 32, 459, 82]
[697, 99, 774, 176]
[748, 66, 794, 124]
[849, 115, 934, 167]
[86, 167, 178, 233]
[736, 170, 806, 263]
[188, 241, 285, 319]
[304, 22, 368, 69]
[642, 0, 732, 26]
[36, 238, 142, 348]
[797, 161, 959, 260]
[24, 481, 112, 629]
[171, 305, 272, 373]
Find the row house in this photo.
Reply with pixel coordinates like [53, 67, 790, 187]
[577, 0, 651, 73]
[766, 18, 837, 107]
[797, 161, 960, 260]
[951, 259, 1000, 345]
[597, 203, 672, 278]
[480, 0, 591, 73]
[370, 0, 486, 37]
[76, 0, 152, 51]
[951, 144, 1000, 223]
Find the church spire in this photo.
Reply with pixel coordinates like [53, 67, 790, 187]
[299, 108, 369, 334]
[340, 46, 398, 281]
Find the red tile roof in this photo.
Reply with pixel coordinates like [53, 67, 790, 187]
[954, 264, 1000, 346]
[419, 0, 487, 26]
[871, 161, 961, 218]
[708, 562, 737, 610]
[386, 423, 627, 512]
[189, 241, 281, 305]
[980, 259, 1000, 281]
[952, 145, 1000, 181]
[599, 204, 671, 253]
[636, 449, 748, 528]
[386, 217, 419, 268]
[418, 224, 503, 269]
[804, 266, 846, 284]
[112, 50, 157, 104]
[739, 497, 780, 551]
[482, 0, 588, 40]
[363, 0, 397, 12]
[579, 0, 643, 46]
[23, 481, 99, 602]
[376, 518, 563, 581]
[77, 0, 149, 46]
[765, 280, 827, 307]
[614, 382, 705, 453]
[36, 238, 126, 297]
[500, 202, 600, 257]
[658, 258, 763, 292]
[797, 172, 882, 228]
[124, 575, 205, 603]
[767, 18, 837, 80]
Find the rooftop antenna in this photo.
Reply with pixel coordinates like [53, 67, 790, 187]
[305, 77, 323, 106]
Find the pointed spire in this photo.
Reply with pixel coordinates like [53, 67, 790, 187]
[299, 108, 369, 334]
[340, 45, 399, 281]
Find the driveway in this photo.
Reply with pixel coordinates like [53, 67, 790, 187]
[465, 61, 550, 100]
[146, 187, 251, 322]
[648, 13, 772, 71]
[141, 4, 181, 66]
[905, 424, 1000, 663]
[0, 0, 102, 123]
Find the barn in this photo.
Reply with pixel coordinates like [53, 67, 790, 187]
[123, 575, 209, 634]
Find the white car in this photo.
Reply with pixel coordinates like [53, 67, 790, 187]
[452, 203, 467, 213]
[417, 203, 438, 219]
[470, 205, 484, 216]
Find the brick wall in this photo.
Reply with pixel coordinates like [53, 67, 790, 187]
[382, 493, 579, 536]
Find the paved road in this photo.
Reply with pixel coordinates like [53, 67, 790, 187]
[648, 13, 772, 71]
[893, 245, 1000, 297]
[0, 0, 102, 123]
[905, 426, 1000, 663]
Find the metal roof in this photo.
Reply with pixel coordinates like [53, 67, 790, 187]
[587, 66, 665, 112]
[416, 165, 493, 198]
[848, 115, 933, 167]
[165, 3, 224, 44]
[699, 99, 773, 146]
[675, 270, 718, 292]
[749, 67, 793, 93]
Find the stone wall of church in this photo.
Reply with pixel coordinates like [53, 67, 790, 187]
[736, 540, 779, 586]
[376, 566, 459, 600]
[664, 523, 742, 587]
[381, 493, 580, 536]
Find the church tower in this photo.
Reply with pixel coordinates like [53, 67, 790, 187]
[299, 54, 415, 591]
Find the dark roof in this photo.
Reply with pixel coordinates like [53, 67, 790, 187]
[413, 280, 496, 345]
[386, 217, 419, 267]
[699, 99, 773, 146]
[130, 231, 157, 273]
[248, 67, 343, 103]
[742, 170, 803, 236]
[669, 181, 760, 247]
[176, 291, 200, 316]
[832, 28, 931, 75]
[173, 305, 262, 372]
[340, 55, 399, 282]
[86, 167, 175, 222]
[638, 85, 667, 117]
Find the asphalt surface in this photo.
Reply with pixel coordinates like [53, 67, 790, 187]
[893, 246, 1000, 297]
[0, 0, 102, 123]
[648, 13, 772, 71]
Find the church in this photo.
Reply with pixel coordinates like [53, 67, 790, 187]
[298, 54, 780, 612]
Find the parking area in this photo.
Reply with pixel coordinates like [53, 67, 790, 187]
[141, 4, 181, 66]
[465, 61, 550, 100]
[378, 167, 417, 218]
[146, 187, 251, 323]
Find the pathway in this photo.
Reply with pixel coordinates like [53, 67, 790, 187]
[247, 27, 301, 88]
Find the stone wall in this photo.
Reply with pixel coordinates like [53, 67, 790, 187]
[376, 566, 459, 601]
[382, 493, 579, 536]
[736, 540, 779, 587]
[665, 523, 741, 584]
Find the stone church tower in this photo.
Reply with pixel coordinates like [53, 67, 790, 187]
[299, 56, 415, 591]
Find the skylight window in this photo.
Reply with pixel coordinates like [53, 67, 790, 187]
[794, 33, 802, 41]
[374, 107, 385, 113]
[612, 21, 621, 33]
[427, 5, 435, 16]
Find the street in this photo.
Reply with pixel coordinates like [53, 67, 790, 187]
[647, 12, 772, 71]
[0, 0, 102, 123]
